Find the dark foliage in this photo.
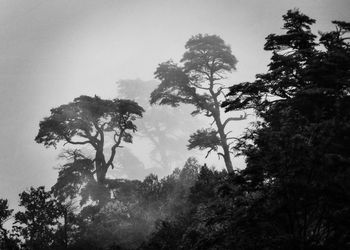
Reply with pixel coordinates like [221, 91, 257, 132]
[13, 187, 65, 250]
[142, 9, 350, 250]
[222, 9, 350, 250]
[151, 34, 245, 173]
[0, 199, 18, 249]
[63, 157, 201, 250]
[36, 95, 144, 185]
[2, 8, 348, 250]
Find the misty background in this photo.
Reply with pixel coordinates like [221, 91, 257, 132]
[1, 0, 349, 210]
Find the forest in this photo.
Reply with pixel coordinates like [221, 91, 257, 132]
[1, 9, 349, 250]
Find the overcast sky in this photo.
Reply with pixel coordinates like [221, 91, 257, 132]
[1, 0, 349, 208]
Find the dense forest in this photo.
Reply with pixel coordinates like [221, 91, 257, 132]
[1, 9, 349, 250]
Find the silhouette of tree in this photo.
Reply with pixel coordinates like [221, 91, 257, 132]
[0, 199, 12, 238]
[143, 10, 350, 250]
[0, 199, 18, 249]
[14, 187, 64, 250]
[117, 79, 199, 173]
[35, 95, 144, 184]
[223, 9, 350, 249]
[151, 34, 246, 173]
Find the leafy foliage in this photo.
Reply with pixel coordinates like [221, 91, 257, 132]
[14, 187, 64, 250]
[0, 199, 18, 249]
[142, 9, 350, 250]
[151, 34, 244, 173]
[2, 9, 348, 250]
[222, 9, 350, 249]
[36, 96, 143, 148]
[188, 128, 221, 156]
[66, 157, 201, 249]
[36, 95, 144, 185]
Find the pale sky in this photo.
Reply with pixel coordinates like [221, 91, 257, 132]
[1, 0, 349, 208]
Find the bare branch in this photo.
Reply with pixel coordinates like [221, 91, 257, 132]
[227, 136, 240, 140]
[194, 83, 210, 90]
[63, 136, 91, 146]
[217, 152, 224, 159]
[225, 131, 232, 137]
[223, 112, 247, 128]
[106, 128, 125, 168]
[205, 148, 215, 158]
[58, 149, 87, 161]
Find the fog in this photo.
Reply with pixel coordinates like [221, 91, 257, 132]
[0, 0, 349, 213]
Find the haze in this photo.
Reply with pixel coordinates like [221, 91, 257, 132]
[0, 0, 349, 209]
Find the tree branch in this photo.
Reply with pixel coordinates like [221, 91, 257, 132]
[217, 152, 224, 159]
[106, 128, 125, 168]
[223, 112, 247, 128]
[76, 131, 98, 149]
[194, 84, 210, 90]
[205, 148, 215, 158]
[92, 121, 104, 145]
[227, 136, 240, 140]
[63, 136, 91, 146]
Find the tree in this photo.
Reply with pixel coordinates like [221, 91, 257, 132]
[14, 186, 64, 250]
[0, 199, 18, 249]
[151, 34, 245, 173]
[117, 79, 200, 174]
[0, 199, 12, 239]
[52, 150, 96, 203]
[223, 9, 350, 249]
[140, 166, 227, 250]
[35, 95, 144, 184]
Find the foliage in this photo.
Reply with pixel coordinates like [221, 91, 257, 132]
[52, 152, 95, 202]
[140, 166, 227, 250]
[2, 8, 348, 250]
[36, 95, 144, 184]
[222, 9, 350, 249]
[0, 199, 18, 249]
[188, 128, 221, 156]
[142, 9, 350, 250]
[66, 157, 201, 249]
[151, 34, 244, 173]
[117, 79, 199, 175]
[14, 186, 64, 250]
[0, 199, 12, 226]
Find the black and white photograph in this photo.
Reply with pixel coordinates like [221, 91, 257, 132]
[0, 0, 349, 249]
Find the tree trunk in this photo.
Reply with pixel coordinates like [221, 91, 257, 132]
[95, 149, 107, 184]
[95, 161, 108, 184]
[209, 77, 234, 173]
[216, 118, 234, 173]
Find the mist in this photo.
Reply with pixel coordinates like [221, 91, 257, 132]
[1, 1, 349, 249]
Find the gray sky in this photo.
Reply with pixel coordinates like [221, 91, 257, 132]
[1, 0, 349, 208]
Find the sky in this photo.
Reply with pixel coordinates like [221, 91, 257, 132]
[0, 0, 349, 209]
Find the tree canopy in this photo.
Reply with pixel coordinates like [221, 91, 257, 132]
[2, 8, 348, 250]
[151, 34, 244, 173]
[35, 95, 144, 185]
[221, 9, 350, 249]
[14, 187, 64, 250]
[117, 79, 199, 174]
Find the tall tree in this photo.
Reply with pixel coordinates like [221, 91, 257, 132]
[35, 95, 144, 184]
[223, 9, 350, 249]
[151, 34, 245, 173]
